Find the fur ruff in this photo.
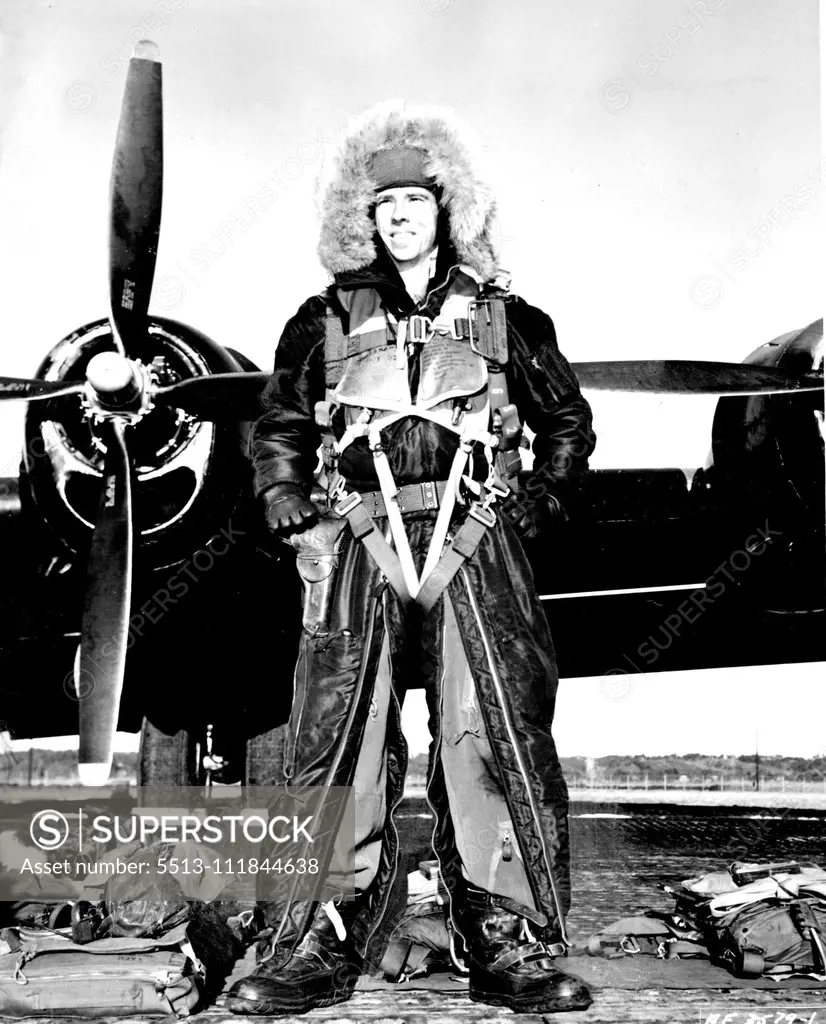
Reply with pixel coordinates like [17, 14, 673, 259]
[317, 100, 499, 281]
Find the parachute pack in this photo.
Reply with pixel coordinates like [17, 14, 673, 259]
[587, 861, 826, 981]
[0, 841, 247, 1018]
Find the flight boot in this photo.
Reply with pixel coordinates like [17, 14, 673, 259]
[456, 885, 592, 1014]
[225, 900, 361, 1016]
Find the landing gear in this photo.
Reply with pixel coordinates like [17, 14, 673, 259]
[136, 718, 254, 788]
[136, 717, 206, 787]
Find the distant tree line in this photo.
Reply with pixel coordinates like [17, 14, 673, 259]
[4, 749, 824, 788]
[0, 749, 136, 785]
[405, 752, 826, 787]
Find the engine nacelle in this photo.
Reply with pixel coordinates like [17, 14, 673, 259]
[22, 316, 257, 571]
[692, 319, 824, 614]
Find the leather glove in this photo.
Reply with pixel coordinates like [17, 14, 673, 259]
[263, 483, 317, 534]
[501, 487, 564, 540]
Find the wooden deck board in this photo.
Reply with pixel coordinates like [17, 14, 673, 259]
[4, 802, 826, 1021]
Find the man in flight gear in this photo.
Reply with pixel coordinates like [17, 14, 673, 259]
[227, 101, 596, 1016]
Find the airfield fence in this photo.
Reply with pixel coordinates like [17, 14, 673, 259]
[566, 774, 826, 793]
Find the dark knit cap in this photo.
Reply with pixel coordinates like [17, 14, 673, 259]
[369, 146, 436, 192]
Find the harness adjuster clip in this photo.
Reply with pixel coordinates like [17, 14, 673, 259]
[334, 491, 363, 516]
[327, 476, 348, 508]
[468, 503, 497, 528]
[486, 481, 511, 500]
[407, 315, 432, 343]
[421, 481, 439, 509]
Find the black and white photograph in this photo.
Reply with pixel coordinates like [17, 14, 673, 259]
[0, 1, 823, 1020]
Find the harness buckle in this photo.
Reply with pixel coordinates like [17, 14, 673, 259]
[468, 503, 497, 528]
[328, 475, 347, 503]
[406, 315, 433, 344]
[334, 491, 363, 516]
[431, 317, 464, 340]
[485, 482, 510, 502]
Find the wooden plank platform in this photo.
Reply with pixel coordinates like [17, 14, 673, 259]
[5, 944, 823, 1023]
[4, 801, 826, 1021]
[208, 946, 826, 1023]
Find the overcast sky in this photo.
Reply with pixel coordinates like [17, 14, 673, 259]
[0, 0, 822, 755]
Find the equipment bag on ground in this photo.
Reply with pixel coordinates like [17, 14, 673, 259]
[0, 922, 203, 1018]
[587, 861, 826, 980]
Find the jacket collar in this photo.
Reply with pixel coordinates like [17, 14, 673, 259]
[333, 240, 482, 318]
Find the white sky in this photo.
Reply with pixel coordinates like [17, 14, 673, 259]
[0, 0, 822, 757]
[6, 664, 826, 758]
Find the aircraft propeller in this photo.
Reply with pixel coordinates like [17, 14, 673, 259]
[0, 42, 268, 785]
[76, 419, 134, 784]
[108, 39, 163, 358]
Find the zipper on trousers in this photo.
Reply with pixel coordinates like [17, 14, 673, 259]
[422, 608, 466, 956]
[459, 566, 569, 945]
[364, 681, 406, 955]
[269, 598, 381, 955]
[364, 593, 409, 955]
[284, 650, 310, 781]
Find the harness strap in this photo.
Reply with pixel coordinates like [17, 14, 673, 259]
[370, 426, 423, 599]
[334, 491, 412, 605]
[323, 305, 350, 390]
[335, 405, 499, 458]
[416, 503, 496, 614]
[319, 292, 514, 607]
[416, 438, 472, 591]
[333, 454, 497, 610]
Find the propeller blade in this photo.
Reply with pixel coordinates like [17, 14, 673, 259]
[571, 360, 823, 396]
[109, 40, 163, 357]
[154, 371, 270, 418]
[0, 377, 84, 402]
[77, 420, 134, 786]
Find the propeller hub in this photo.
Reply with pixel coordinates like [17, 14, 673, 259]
[86, 352, 141, 406]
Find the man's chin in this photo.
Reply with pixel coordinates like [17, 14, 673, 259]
[388, 247, 433, 269]
[389, 247, 419, 263]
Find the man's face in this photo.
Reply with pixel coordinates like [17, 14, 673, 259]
[374, 186, 439, 265]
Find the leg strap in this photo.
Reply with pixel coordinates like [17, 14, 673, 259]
[416, 504, 496, 614]
[335, 485, 499, 614]
[335, 423, 502, 610]
[334, 491, 412, 605]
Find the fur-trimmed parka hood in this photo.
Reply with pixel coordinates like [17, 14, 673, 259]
[317, 100, 500, 282]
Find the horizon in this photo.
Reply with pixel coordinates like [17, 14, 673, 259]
[2, 730, 822, 763]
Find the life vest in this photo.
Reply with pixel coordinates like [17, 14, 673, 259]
[324, 273, 492, 455]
